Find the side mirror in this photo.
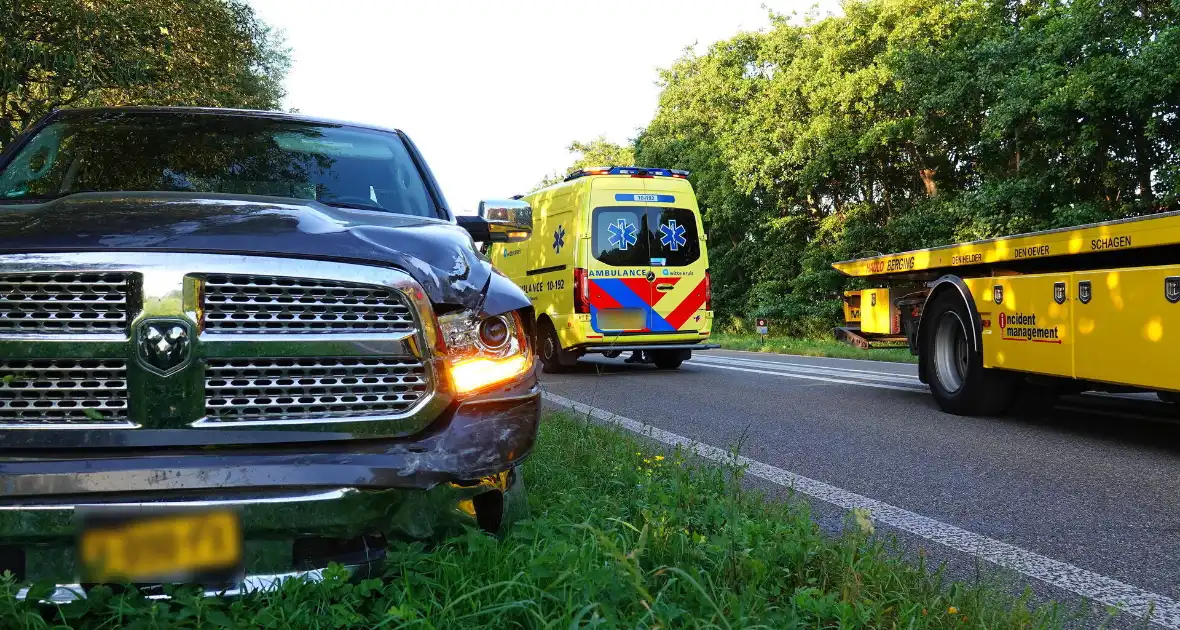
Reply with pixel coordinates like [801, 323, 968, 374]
[479, 199, 532, 243]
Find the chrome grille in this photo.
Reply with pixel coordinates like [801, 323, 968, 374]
[0, 359, 131, 424]
[202, 274, 415, 333]
[204, 357, 429, 423]
[0, 272, 130, 333]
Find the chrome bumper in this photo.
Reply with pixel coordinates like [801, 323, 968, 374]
[11, 471, 526, 602]
[0, 385, 539, 590]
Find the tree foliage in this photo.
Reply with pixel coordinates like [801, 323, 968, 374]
[0, 0, 289, 148]
[627, 0, 1180, 333]
[534, 135, 636, 190]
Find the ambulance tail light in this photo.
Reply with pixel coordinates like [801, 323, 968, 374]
[704, 271, 712, 310]
[573, 268, 590, 314]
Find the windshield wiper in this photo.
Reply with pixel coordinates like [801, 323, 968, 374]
[317, 200, 387, 212]
[0, 194, 59, 203]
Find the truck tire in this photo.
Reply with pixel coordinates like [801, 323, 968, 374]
[652, 350, 686, 370]
[922, 291, 1015, 416]
[539, 319, 577, 374]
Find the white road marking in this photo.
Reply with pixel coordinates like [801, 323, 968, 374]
[687, 359, 926, 393]
[691, 355, 1179, 421]
[698, 354, 921, 380]
[692, 355, 922, 385]
[543, 391, 1180, 629]
[703, 347, 912, 366]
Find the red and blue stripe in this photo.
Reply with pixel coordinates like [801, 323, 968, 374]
[587, 277, 706, 333]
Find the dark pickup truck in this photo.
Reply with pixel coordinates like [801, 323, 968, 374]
[0, 107, 540, 598]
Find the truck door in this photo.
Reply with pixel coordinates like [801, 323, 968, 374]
[644, 205, 706, 333]
[587, 206, 652, 334]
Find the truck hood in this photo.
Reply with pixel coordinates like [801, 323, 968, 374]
[0, 192, 492, 308]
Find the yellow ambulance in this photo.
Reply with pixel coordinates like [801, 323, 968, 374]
[489, 166, 717, 372]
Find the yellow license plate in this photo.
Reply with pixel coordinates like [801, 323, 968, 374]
[78, 510, 242, 582]
[597, 308, 646, 331]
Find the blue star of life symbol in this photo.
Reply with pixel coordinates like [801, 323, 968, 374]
[552, 225, 566, 253]
[659, 220, 687, 251]
[607, 219, 638, 251]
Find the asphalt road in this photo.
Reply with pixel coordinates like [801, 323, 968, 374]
[540, 348, 1180, 628]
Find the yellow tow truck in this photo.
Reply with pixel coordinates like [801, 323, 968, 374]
[832, 212, 1180, 415]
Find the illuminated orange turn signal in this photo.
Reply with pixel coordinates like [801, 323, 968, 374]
[450, 354, 531, 395]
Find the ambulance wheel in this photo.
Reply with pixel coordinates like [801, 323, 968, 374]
[652, 351, 684, 370]
[539, 320, 577, 374]
[602, 350, 622, 359]
[922, 291, 1015, 416]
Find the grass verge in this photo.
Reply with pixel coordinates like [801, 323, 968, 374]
[711, 332, 919, 364]
[0, 412, 1079, 628]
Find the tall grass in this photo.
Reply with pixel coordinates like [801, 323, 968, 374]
[0, 412, 1081, 628]
[711, 332, 919, 364]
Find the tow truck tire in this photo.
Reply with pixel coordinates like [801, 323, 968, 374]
[922, 291, 1015, 416]
[652, 350, 686, 370]
[539, 320, 577, 374]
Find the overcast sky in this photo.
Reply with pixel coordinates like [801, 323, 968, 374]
[249, 1, 839, 214]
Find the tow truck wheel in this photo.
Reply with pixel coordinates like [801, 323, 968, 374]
[652, 350, 685, 370]
[539, 320, 577, 374]
[923, 291, 1015, 416]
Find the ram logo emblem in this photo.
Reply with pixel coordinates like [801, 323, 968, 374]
[136, 321, 192, 376]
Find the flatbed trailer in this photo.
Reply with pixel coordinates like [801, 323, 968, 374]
[832, 211, 1180, 415]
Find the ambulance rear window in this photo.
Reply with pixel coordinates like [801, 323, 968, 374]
[649, 207, 701, 266]
[591, 207, 650, 266]
[591, 206, 701, 267]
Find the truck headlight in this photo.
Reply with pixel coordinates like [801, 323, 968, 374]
[438, 310, 532, 394]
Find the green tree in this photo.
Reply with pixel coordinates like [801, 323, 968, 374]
[639, 0, 976, 331]
[897, 0, 1180, 233]
[0, 0, 289, 148]
[634, 0, 1180, 334]
[534, 135, 636, 190]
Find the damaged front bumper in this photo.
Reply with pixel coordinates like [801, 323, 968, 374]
[0, 381, 540, 595]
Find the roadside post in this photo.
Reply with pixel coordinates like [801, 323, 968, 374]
[755, 318, 769, 344]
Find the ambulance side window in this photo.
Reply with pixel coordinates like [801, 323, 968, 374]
[647, 207, 701, 266]
[591, 207, 649, 266]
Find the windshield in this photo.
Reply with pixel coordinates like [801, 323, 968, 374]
[0, 112, 439, 217]
[591, 206, 702, 266]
